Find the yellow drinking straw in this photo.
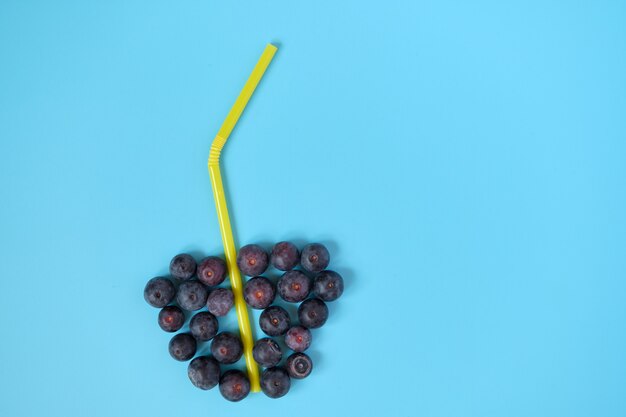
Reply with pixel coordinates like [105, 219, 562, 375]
[208, 44, 277, 393]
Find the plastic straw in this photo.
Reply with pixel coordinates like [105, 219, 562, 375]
[208, 44, 277, 393]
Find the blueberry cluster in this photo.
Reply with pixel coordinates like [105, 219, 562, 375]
[239, 242, 344, 399]
[144, 254, 242, 400]
[143, 243, 344, 401]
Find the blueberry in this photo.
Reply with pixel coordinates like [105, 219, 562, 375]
[187, 356, 220, 390]
[211, 332, 243, 364]
[285, 326, 312, 352]
[301, 243, 330, 273]
[158, 305, 185, 332]
[169, 254, 197, 280]
[253, 337, 283, 367]
[277, 271, 310, 303]
[144, 277, 176, 308]
[313, 270, 344, 301]
[169, 333, 197, 361]
[259, 306, 291, 337]
[270, 241, 300, 271]
[260, 367, 291, 399]
[298, 298, 329, 329]
[243, 276, 275, 309]
[176, 280, 208, 311]
[189, 312, 218, 341]
[237, 244, 269, 276]
[219, 370, 250, 402]
[285, 352, 313, 379]
[206, 288, 234, 316]
[197, 256, 227, 287]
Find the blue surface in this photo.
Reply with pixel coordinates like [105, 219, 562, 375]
[1, 1, 625, 416]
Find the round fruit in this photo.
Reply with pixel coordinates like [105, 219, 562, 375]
[297, 298, 329, 329]
[207, 288, 234, 316]
[211, 332, 243, 364]
[144, 277, 176, 308]
[243, 276, 275, 309]
[284, 326, 312, 352]
[197, 256, 227, 286]
[259, 306, 291, 337]
[237, 244, 269, 276]
[260, 367, 291, 398]
[300, 243, 330, 273]
[169, 254, 197, 280]
[189, 312, 219, 341]
[219, 370, 250, 402]
[168, 333, 197, 361]
[253, 338, 282, 367]
[176, 280, 209, 311]
[188, 356, 220, 390]
[313, 270, 344, 301]
[158, 305, 185, 332]
[285, 352, 313, 379]
[270, 241, 300, 271]
[277, 270, 310, 303]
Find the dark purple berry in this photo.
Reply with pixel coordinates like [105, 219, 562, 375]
[300, 243, 330, 273]
[187, 356, 220, 390]
[168, 333, 197, 361]
[169, 253, 197, 280]
[207, 288, 234, 316]
[244, 276, 275, 309]
[237, 244, 269, 276]
[176, 280, 208, 311]
[158, 305, 185, 332]
[260, 367, 291, 399]
[270, 241, 300, 271]
[253, 338, 282, 367]
[277, 270, 310, 303]
[197, 256, 227, 287]
[189, 312, 218, 341]
[211, 332, 243, 364]
[298, 298, 328, 329]
[259, 306, 291, 337]
[284, 326, 312, 352]
[286, 352, 313, 379]
[313, 270, 344, 301]
[219, 370, 250, 402]
[144, 277, 176, 308]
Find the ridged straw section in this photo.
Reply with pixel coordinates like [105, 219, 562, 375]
[208, 135, 227, 167]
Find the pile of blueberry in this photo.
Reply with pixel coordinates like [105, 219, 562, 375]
[143, 242, 344, 401]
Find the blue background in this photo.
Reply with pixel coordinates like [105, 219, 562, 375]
[1, 1, 625, 416]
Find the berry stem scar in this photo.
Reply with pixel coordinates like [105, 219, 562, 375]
[208, 43, 277, 393]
